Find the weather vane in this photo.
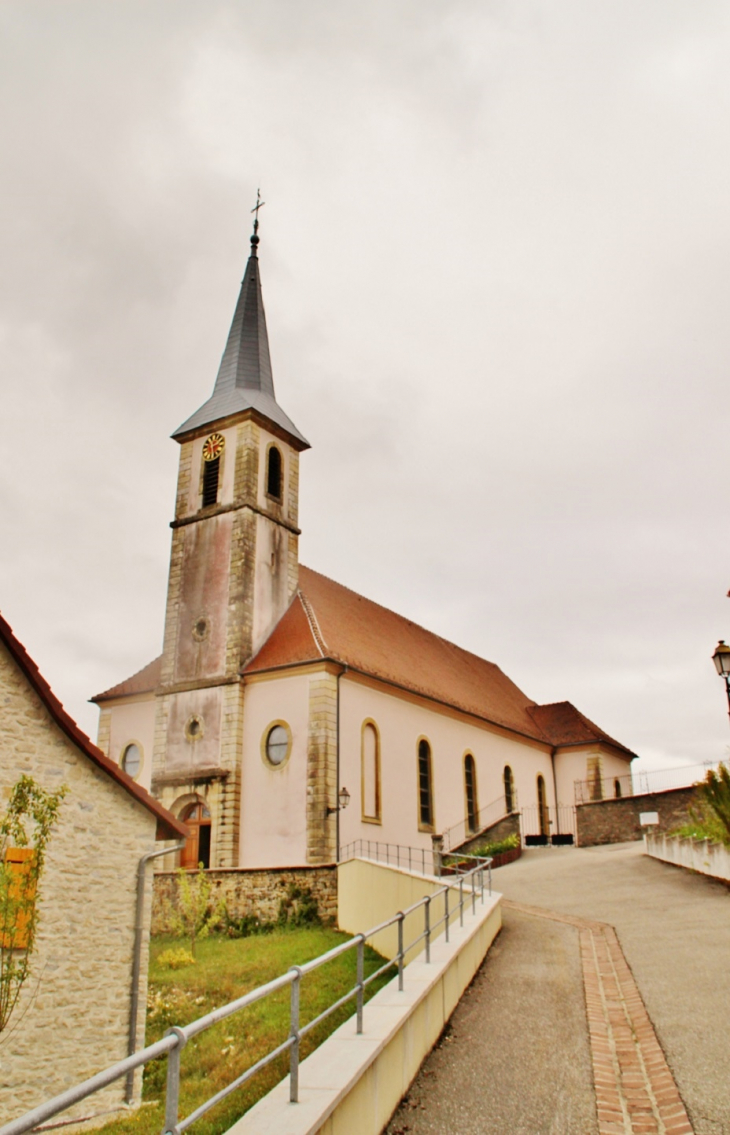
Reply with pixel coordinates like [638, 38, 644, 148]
[251, 188, 265, 238]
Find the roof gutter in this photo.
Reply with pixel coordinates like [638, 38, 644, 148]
[125, 840, 185, 1104]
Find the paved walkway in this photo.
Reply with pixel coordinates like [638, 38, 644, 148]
[385, 842, 730, 1135]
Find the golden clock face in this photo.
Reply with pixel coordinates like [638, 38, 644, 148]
[202, 433, 225, 462]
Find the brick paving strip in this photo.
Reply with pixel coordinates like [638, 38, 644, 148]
[502, 900, 694, 1135]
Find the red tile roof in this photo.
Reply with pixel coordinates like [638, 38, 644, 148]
[527, 702, 634, 755]
[246, 567, 636, 759]
[89, 565, 636, 761]
[92, 655, 162, 702]
[0, 615, 187, 841]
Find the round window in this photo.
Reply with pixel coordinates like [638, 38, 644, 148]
[121, 743, 142, 779]
[266, 724, 290, 767]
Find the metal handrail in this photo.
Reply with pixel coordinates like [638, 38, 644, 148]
[1, 856, 492, 1135]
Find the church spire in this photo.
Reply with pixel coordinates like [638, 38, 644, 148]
[172, 202, 309, 448]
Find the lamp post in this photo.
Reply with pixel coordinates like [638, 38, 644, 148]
[712, 640, 730, 721]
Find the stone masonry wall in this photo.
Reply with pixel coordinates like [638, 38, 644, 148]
[576, 786, 699, 847]
[152, 865, 337, 933]
[0, 641, 160, 1125]
[456, 811, 521, 853]
[306, 672, 338, 864]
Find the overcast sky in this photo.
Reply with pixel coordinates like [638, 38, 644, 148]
[1, 1, 729, 777]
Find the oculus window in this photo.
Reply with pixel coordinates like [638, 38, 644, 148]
[263, 722, 292, 768]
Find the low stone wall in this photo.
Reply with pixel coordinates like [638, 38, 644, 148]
[152, 865, 337, 934]
[576, 786, 698, 847]
[645, 832, 730, 883]
[456, 810, 521, 853]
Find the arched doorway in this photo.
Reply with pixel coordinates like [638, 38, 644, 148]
[179, 801, 212, 869]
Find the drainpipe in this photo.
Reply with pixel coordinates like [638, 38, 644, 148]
[550, 749, 561, 837]
[335, 664, 348, 862]
[125, 841, 185, 1104]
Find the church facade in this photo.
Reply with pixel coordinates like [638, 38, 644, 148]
[93, 227, 636, 869]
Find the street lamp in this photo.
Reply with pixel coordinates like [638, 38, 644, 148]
[712, 640, 730, 720]
[326, 786, 351, 816]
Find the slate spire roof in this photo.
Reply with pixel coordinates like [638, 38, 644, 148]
[172, 230, 309, 448]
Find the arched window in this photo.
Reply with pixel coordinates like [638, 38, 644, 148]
[464, 754, 478, 833]
[417, 739, 434, 830]
[614, 778, 622, 799]
[503, 765, 515, 814]
[267, 445, 282, 499]
[537, 775, 549, 837]
[201, 433, 224, 508]
[121, 742, 142, 781]
[179, 801, 212, 870]
[361, 722, 381, 822]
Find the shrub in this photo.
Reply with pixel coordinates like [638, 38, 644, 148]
[221, 909, 276, 939]
[278, 884, 321, 927]
[156, 947, 196, 969]
[466, 833, 520, 858]
[671, 764, 730, 846]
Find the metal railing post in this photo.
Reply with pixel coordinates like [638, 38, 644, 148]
[471, 871, 476, 915]
[488, 861, 492, 896]
[289, 967, 302, 1103]
[397, 912, 405, 990]
[424, 896, 431, 963]
[480, 867, 484, 902]
[444, 884, 450, 943]
[163, 1027, 186, 1134]
[356, 936, 364, 1034]
[459, 876, 464, 927]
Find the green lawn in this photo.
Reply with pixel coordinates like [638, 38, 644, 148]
[95, 929, 389, 1135]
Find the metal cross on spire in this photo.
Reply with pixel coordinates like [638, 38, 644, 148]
[251, 188, 265, 237]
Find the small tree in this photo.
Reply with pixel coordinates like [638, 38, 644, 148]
[698, 763, 730, 845]
[167, 866, 222, 957]
[0, 775, 67, 1035]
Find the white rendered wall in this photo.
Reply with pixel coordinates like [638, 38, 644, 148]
[104, 695, 156, 793]
[338, 677, 554, 850]
[554, 747, 634, 808]
[239, 673, 311, 867]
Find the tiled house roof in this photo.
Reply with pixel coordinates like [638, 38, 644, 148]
[0, 614, 187, 840]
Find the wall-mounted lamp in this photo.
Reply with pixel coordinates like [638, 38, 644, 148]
[326, 786, 351, 816]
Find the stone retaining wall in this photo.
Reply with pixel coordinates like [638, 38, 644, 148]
[576, 786, 698, 846]
[152, 864, 337, 933]
[455, 811, 521, 853]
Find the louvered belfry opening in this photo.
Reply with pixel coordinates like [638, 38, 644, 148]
[202, 457, 220, 507]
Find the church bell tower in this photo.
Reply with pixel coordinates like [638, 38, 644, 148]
[151, 217, 310, 867]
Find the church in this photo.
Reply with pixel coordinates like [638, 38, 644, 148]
[92, 220, 636, 870]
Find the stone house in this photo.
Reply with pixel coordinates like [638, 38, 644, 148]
[92, 225, 637, 871]
[0, 613, 187, 1126]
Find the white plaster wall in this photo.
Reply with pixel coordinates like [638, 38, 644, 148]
[338, 679, 554, 850]
[105, 695, 156, 792]
[240, 674, 311, 867]
[554, 747, 634, 808]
